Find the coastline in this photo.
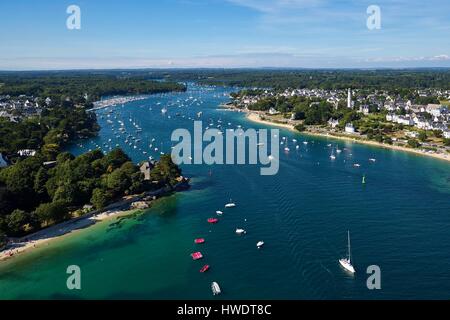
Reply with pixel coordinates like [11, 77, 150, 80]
[0, 179, 190, 263]
[0, 208, 137, 263]
[245, 111, 450, 163]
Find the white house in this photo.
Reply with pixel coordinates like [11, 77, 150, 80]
[444, 131, 450, 139]
[345, 123, 356, 134]
[268, 108, 280, 115]
[17, 149, 36, 157]
[359, 105, 370, 115]
[328, 118, 339, 128]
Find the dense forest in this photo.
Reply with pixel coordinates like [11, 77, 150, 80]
[0, 149, 182, 238]
[153, 69, 450, 91]
[0, 72, 186, 106]
[0, 71, 188, 244]
[0, 101, 99, 158]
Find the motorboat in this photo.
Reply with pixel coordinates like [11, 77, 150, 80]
[257, 241, 265, 249]
[194, 238, 205, 244]
[235, 228, 246, 235]
[191, 252, 203, 260]
[200, 265, 210, 273]
[211, 282, 221, 295]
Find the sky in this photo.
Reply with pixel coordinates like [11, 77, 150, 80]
[0, 0, 450, 70]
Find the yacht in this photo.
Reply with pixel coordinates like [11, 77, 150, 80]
[257, 241, 265, 249]
[339, 231, 356, 274]
[211, 282, 221, 295]
[225, 200, 236, 208]
[235, 229, 246, 235]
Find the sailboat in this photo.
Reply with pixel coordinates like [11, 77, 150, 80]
[339, 231, 356, 274]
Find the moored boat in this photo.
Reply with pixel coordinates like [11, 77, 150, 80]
[207, 218, 219, 224]
[200, 265, 210, 273]
[225, 199, 236, 208]
[191, 252, 203, 260]
[211, 282, 221, 295]
[339, 231, 356, 274]
[235, 228, 246, 235]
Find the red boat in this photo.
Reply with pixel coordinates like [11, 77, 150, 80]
[191, 252, 203, 260]
[207, 218, 218, 224]
[200, 265, 210, 273]
[194, 238, 205, 244]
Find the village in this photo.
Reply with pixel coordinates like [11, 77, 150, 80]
[231, 87, 450, 156]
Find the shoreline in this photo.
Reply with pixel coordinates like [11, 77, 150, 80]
[0, 208, 137, 263]
[0, 181, 189, 263]
[245, 111, 450, 163]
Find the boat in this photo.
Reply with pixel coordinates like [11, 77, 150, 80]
[353, 163, 361, 167]
[216, 210, 223, 216]
[369, 158, 376, 162]
[191, 252, 203, 260]
[194, 238, 205, 244]
[336, 149, 342, 153]
[235, 228, 246, 235]
[257, 241, 265, 249]
[200, 265, 210, 273]
[225, 200, 236, 208]
[339, 231, 356, 274]
[362, 175, 366, 184]
[207, 218, 219, 224]
[330, 155, 336, 160]
[211, 282, 221, 295]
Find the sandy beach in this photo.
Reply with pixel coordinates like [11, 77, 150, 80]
[0, 209, 133, 263]
[246, 112, 450, 163]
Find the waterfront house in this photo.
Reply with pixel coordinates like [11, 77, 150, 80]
[268, 108, 280, 115]
[345, 123, 356, 134]
[328, 118, 339, 128]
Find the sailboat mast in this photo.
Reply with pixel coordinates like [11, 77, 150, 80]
[347, 230, 351, 262]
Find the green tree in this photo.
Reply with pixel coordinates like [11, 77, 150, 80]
[90, 188, 112, 210]
[150, 155, 182, 188]
[418, 131, 428, 142]
[34, 201, 70, 226]
[5, 209, 29, 236]
[408, 139, 421, 148]
[295, 124, 306, 132]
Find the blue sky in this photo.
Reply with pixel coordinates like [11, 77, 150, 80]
[0, 0, 450, 69]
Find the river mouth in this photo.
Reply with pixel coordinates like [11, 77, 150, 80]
[1, 83, 450, 300]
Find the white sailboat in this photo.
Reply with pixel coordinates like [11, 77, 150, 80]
[339, 231, 356, 274]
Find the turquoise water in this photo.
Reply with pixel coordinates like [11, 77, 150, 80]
[1, 83, 450, 299]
